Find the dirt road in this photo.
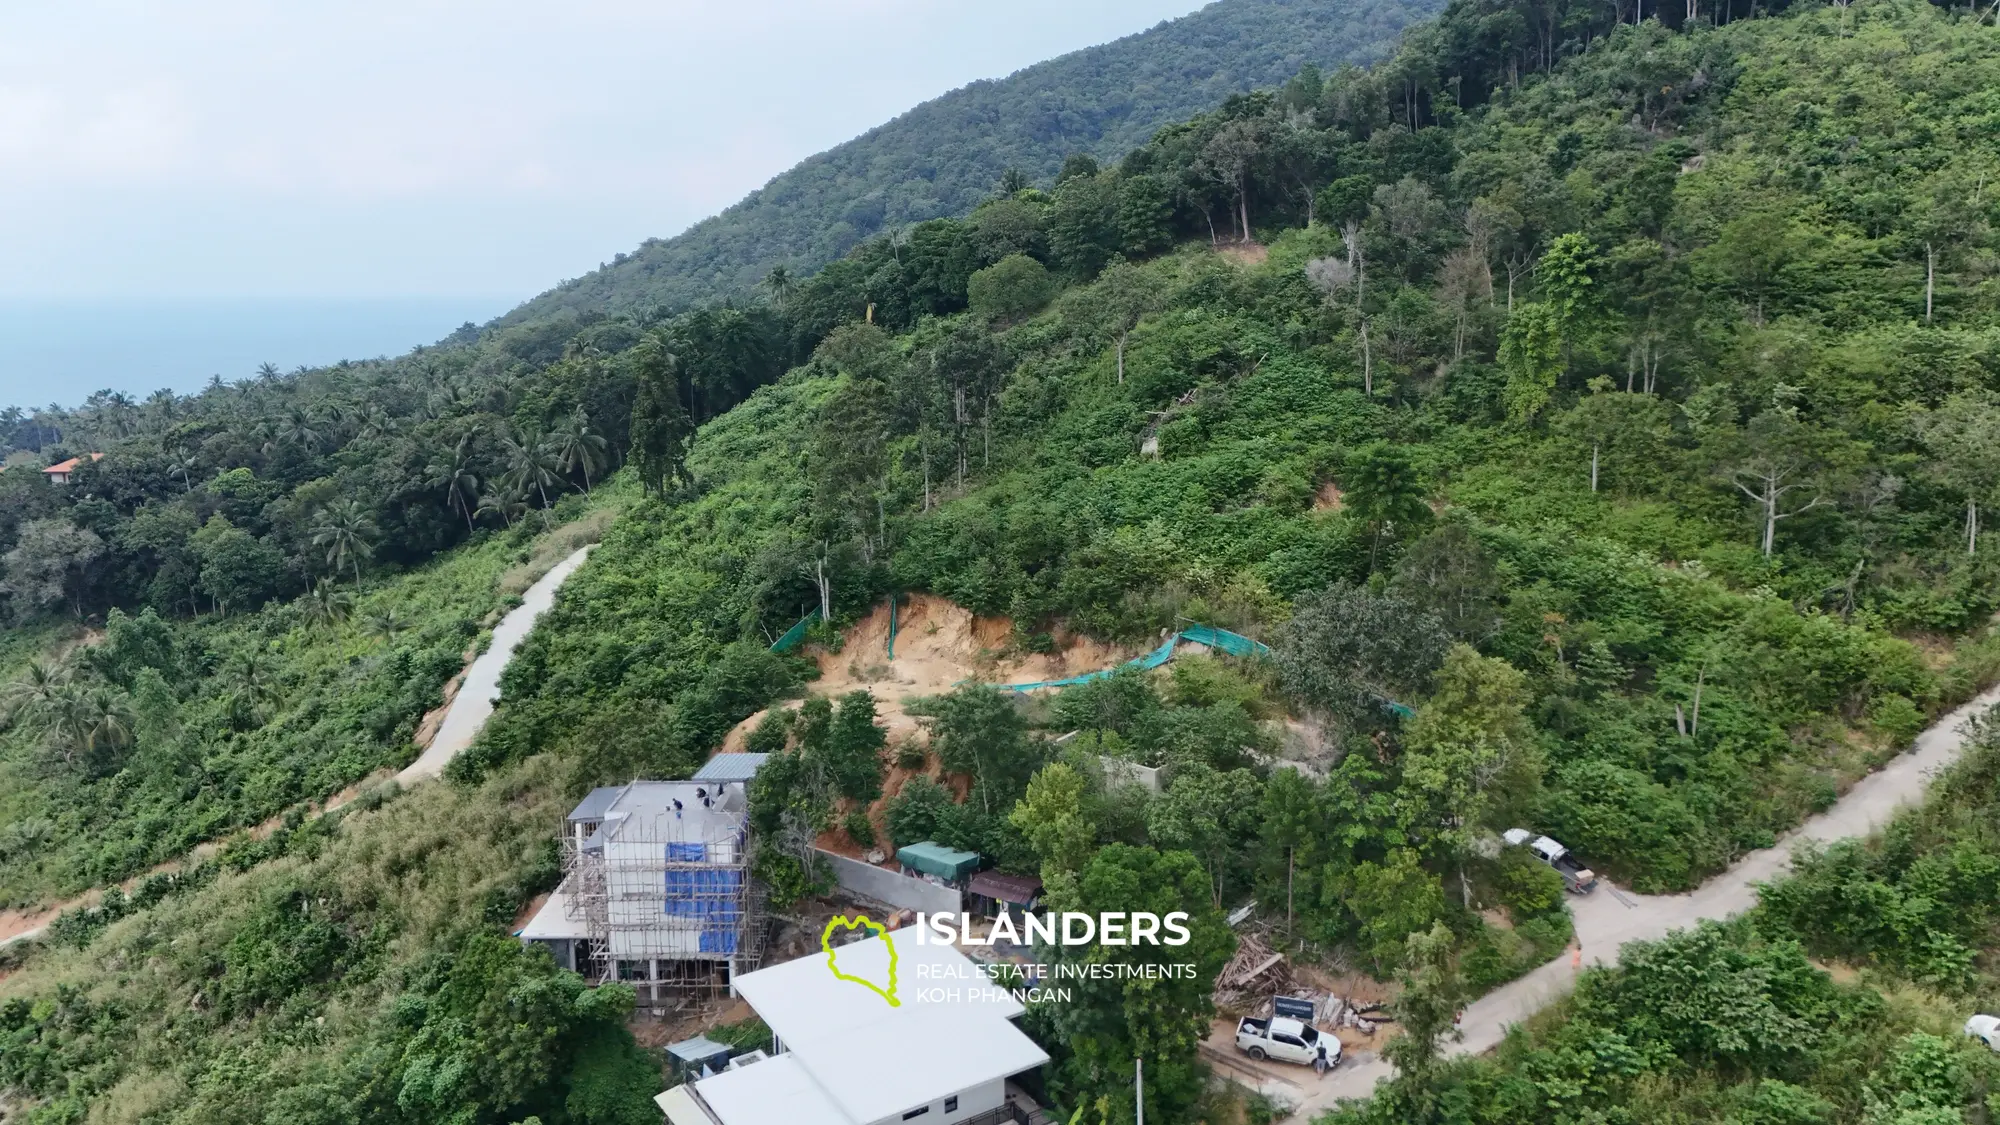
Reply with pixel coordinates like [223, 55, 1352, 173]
[397, 545, 593, 783]
[0, 545, 596, 950]
[1292, 684, 2000, 1118]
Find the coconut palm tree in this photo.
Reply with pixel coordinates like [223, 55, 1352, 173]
[310, 499, 377, 586]
[429, 434, 482, 533]
[274, 407, 324, 454]
[364, 607, 409, 642]
[500, 427, 564, 509]
[303, 579, 353, 629]
[476, 485, 527, 529]
[78, 687, 135, 764]
[549, 409, 609, 492]
[226, 647, 279, 724]
[167, 445, 200, 493]
[2, 660, 69, 729]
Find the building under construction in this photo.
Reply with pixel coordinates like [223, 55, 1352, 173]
[519, 760, 770, 1002]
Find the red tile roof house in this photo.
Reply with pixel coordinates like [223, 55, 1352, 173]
[42, 453, 104, 485]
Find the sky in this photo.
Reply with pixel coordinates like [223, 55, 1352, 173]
[0, 0, 1213, 303]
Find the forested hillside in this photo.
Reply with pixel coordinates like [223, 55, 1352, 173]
[497, 0, 1437, 326]
[2, 0, 1999, 1122]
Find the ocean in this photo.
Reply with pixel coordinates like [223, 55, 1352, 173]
[0, 297, 516, 412]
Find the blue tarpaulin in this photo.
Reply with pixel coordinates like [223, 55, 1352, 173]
[664, 838, 744, 954]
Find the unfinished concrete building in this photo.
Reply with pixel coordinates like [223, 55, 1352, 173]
[519, 765, 769, 1001]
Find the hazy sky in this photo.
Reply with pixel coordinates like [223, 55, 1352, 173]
[0, 1, 1210, 303]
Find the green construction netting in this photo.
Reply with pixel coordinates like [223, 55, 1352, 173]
[770, 608, 821, 653]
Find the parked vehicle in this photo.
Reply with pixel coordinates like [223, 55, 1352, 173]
[1503, 829, 1599, 894]
[1236, 1015, 1340, 1074]
[1966, 1015, 2000, 1052]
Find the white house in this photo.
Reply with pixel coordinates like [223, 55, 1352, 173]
[656, 933, 1051, 1125]
[519, 779, 765, 1000]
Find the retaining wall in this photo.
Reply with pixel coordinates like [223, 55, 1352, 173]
[814, 849, 962, 915]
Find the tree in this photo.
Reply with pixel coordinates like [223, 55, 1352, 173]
[810, 376, 892, 555]
[910, 685, 1040, 815]
[1277, 583, 1449, 732]
[763, 265, 796, 306]
[1260, 768, 1319, 933]
[627, 336, 693, 496]
[1010, 762, 1098, 899]
[1316, 174, 1375, 230]
[501, 427, 564, 509]
[428, 433, 482, 533]
[365, 607, 409, 642]
[0, 519, 105, 619]
[1721, 411, 1840, 558]
[1401, 645, 1540, 902]
[1343, 442, 1431, 570]
[1394, 523, 1503, 642]
[1499, 302, 1563, 422]
[1117, 175, 1174, 256]
[550, 408, 609, 493]
[1915, 390, 2000, 555]
[1049, 174, 1120, 278]
[1095, 261, 1167, 385]
[193, 516, 284, 616]
[302, 579, 353, 630]
[1144, 763, 1264, 908]
[310, 500, 377, 586]
[1555, 381, 1674, 494]
[1038, 845, 1233, 1125]
[796, 692, 886, 803]
[1381, 922, 1465, 1122]
[968, 254, 1055, 324]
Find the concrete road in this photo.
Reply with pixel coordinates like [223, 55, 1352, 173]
[1291, 684, 2000, 1119]
[396, 545, 594, 784]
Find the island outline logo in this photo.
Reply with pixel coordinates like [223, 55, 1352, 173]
[821, 914, 900, 1007]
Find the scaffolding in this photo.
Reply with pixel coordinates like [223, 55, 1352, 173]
[546, 781, 769, 1005]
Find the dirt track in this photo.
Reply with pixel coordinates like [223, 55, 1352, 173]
[1292, 684, 2000, 1117]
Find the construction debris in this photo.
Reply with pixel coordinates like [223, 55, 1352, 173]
[1211, 928, 1386, 1038]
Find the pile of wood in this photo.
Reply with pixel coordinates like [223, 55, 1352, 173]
[1212, 932, 1297, 1011]
[1212, 930, 1390, 1036]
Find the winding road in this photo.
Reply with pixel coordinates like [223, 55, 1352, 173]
[0, 545, 595, 949]
[1288, 682, 2000, 1118]
[398, 544, 593, 783]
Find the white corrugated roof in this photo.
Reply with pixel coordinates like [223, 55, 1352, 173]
[693, 1055, 850, 1125]
[656, 1083, 717, 1125]
[726, 933, 1047, 1125]
[516, 887, 591, 941]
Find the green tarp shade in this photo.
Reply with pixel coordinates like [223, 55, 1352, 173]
[896, 841, 981, 882]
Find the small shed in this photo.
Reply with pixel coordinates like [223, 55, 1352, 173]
[895, 841, 981, 886]
[967, 871, 1042, 918]
[691, 753, 769, 784]
[665, 1035, 735, 1082]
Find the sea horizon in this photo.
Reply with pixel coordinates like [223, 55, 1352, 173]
[0, 295, 517, 414]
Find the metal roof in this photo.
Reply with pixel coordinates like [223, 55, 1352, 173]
[666, 1036, 734, 1065]
[566, 785, 626, 824]
[727, 933, 1047, 1125]
[968, 871, 1042, 905]
[691, 753, 770, 784]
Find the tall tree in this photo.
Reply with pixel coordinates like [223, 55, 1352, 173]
[627, 336, 693, 496]
[310, 500, 377, 586]
[1915, 390, 2000, 555]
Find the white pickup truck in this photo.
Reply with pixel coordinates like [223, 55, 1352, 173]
[1504, 828, 1599, 894]
[1235, 1016, 1340, 1074]
[1966, 1015, 2000, 1052]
